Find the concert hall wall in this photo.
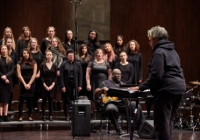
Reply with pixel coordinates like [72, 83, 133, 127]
[0, 0, 73, 43]
[110, 0, 200, 118]
[110, 0, 200, 86]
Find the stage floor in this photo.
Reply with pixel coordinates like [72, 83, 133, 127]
[0, 127, 199, 140]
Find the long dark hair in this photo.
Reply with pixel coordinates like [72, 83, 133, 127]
[86, 29, 100, 46]
[64, 30, 74, 44]
[20, 48, 35, 67]
[76, 44, 91, 61]
[114, 35, 125, 49]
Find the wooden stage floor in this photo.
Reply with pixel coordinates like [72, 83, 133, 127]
[0, 126, 200, 140]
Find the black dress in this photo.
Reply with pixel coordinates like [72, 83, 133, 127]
[76, 56, 93, 97]
[41, 38, 51, 55]
[107, 55, 118, 70]
[31, 52, 43, 69]
[8, 49, 18, 84]
[0, 40, 2, 46]
[9, 49, 18, 65]
[114, 62, 134, 84]
[87, 60, 110, 100]
[113, 46, 126, 57]
[18, 62, 35, 97]
[83, 40, 100, 57]
[31, 51, 44, 108]
[127, 53, 143, 84]
[16, 39, 30, 60]
[31, 51, 43, 91]
[0, 57, 14, 102]
[40, 63, 57, 98]
[62, 41, 75, 52]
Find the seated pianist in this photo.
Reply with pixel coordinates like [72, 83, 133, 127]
[94, 69, 145, 135]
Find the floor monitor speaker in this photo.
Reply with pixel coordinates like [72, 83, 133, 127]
[72, 100, 91, 136]
[138, 120, 158, 139]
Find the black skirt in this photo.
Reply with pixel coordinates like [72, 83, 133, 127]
[20, 76, 35, 97]
[0, 81, 10, 102]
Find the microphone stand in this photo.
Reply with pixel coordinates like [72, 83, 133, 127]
[70, 0, 81, 140]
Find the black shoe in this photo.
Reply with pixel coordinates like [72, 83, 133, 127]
[116, 129, 125, 135]
[146, 115, 154, 120]
[42, 116, 46, 121]
[91, 125, 96, 133]
[49, 116, 53, 121]
[65, 116, 69, 121]
[4, 116, 9, 122]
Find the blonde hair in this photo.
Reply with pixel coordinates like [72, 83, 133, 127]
[0, 45, 12, 64]
[2, 27, 16, 50]
[94, 49, 103, 59]
[27, 37, 41, 52]
[5, 38, 14, 50]
[102, 42, 116, 62]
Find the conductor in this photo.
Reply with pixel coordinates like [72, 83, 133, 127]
[131, 26, 186, 140]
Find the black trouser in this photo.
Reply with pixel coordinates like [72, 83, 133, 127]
[105, 101, 144, 131]
[42, 97, 53, 117]
[145, 97, 154, 117]
[62, 81, 75, 117]
[19, 97, 33, 118]
[154, 93, 183, 140]
[33, 79, 41, 109]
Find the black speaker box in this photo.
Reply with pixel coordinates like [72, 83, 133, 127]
[138, 120, 158, 139]
[72, 100, 91, 136]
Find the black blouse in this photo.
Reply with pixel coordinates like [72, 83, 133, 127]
[31, 51, 44, 72]
[16, 39, 30, 60]
[41, 38, 51, 55]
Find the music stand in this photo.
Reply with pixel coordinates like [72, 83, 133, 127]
[119, 98, 140, 140]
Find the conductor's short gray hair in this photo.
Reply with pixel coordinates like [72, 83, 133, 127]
[147, 26, 169, 40]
